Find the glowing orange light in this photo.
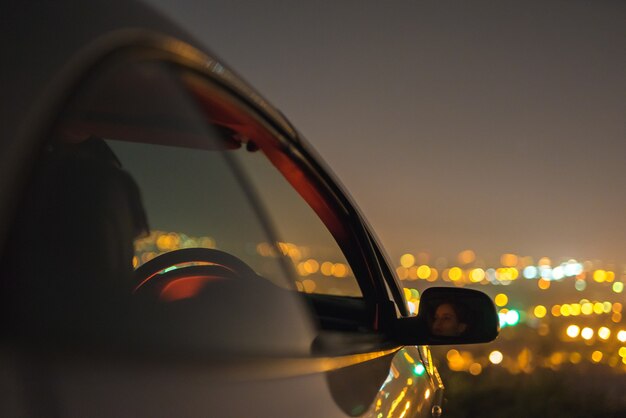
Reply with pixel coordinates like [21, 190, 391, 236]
[591, 351, 603, 363]
[302, 279, 317, 293]
[333, 263, 348, 278]
[550, 352, 563, 365]
[538, 279, 550, 290]
[304, 259, 319, 274]
[538, 257, 552, 267]
[500, 253, 518, 267]
[396, 267, 409, 280]
[321, 262, 334, 276]
[458, 250, 476, 265]
[469, 363, 482, 375]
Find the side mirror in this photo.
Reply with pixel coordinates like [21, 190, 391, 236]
[393, 287, 499, 345]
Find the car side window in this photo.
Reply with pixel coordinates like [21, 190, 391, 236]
[8, 56, 333, 354]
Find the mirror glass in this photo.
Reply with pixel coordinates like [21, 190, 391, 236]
[394, 287, 499, 345]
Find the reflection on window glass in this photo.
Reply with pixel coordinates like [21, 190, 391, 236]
[235, 151, 362, 297]
[108, 140, 292, 288]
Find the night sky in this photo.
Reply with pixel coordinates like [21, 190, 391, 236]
[147, 0, 626, 266]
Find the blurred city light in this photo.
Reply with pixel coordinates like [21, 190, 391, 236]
[581, 327, 594, 340]
[400, 253, 415, 268]
[494, 293, 508, 307]
[566, 325, 580, 338]
[489, 350, 503, 364]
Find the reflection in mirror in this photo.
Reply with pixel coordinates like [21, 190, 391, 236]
[392, 287, 499, 346]
[431, 302, 468, 337]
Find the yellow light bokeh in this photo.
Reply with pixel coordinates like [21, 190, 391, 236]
[570, 352, 582, 364]
[470, 268, 485, 282]
[581, 302, 593, 315]
[617, 330, 626, 343]
[494, 293, 508, 307]
[560, 304, 571, 316]
[449, 267, 463, 282]
[534, 305, 547, 318]
[593, 269, 606, 283]
[417, 265, 431, 280]
[593, 302, 604, 315]
[400, 253, 415, 268]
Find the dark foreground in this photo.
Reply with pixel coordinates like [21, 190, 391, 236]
[437, 363, 626, 418]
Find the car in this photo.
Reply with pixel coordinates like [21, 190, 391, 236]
[0, 1, 498, 417]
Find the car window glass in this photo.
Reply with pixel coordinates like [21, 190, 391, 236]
[234, 151, 363, 297]
[9, 57, 319, 354]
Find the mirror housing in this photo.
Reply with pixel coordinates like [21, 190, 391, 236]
[392, 287, 499, 346]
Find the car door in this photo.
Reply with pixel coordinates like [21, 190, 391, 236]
[1, 33, 439, 418]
